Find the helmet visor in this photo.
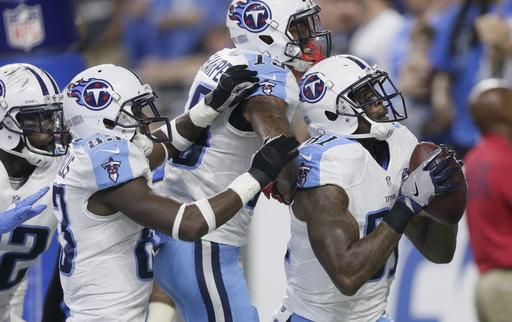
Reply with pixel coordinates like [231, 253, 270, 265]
[337, 71, 407, 123]
[286, 6, 331, 63]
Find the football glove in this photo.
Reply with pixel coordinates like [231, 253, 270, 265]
[0, 186, 49, 233]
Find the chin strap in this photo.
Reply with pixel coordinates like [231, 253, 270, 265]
[283, 58, 314, 73]
[4, 146, 55, 167]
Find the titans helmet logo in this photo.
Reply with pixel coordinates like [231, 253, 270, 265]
[67, 78, 114, 111]
[228, 0, 272, 33]
[300, 73, 327, 103]
[260, 80, 275, 95]
[102, 157, 121, 183]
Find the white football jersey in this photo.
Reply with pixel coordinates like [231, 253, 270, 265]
[53, 134, 154, 322]
[281, 125, 417, 322]
[0, 157, 60, 322]
[163, 48, 300, 246]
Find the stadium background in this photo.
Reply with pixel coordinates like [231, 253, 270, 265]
[0, 0, 503, 321]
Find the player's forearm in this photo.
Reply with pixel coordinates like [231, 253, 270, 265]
[405, 214, 458, 263]
[245, 96, 294, 139]
[323, 223, 401, 295]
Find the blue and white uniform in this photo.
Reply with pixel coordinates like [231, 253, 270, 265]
[155, 48, 299, 322]
[272, 125, 417, 322]
[53, 134, 155, 322]
[0, 159, 60, 322]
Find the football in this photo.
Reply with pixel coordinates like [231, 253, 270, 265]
[408, 142, 467, 225]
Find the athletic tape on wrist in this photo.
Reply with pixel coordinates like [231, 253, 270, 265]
[384, 202, 415, 234]
[170, 119, 194, 151]
[146, 302, 176, 322]
[227, 172, 261, 205]
[172, 203, 187, 240]
[189, 99, 220, 128]
[193, 199, 216, 233]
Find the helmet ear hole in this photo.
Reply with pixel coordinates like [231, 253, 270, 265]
[103, 118, 115, 129]
[259, 35, 274, 45]
[325, 111, 338, 121]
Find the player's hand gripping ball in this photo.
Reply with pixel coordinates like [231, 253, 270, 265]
[409, 142, 467, 225]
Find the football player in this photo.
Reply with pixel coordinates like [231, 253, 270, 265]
[54, 63, 297, 321]
[0, 63, 67, 322]
[154, 1, 331, 320]
[271, 55, 464, 322]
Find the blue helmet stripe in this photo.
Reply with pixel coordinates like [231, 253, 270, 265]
[40, 68, 59, 94]
[24, 65, 49, 96]
[344, 56, 367, 70]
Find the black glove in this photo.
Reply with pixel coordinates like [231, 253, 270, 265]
[248, 135, 299, 188]
[204, 64, 260, 112]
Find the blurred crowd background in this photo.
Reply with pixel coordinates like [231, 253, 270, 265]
[53, 0, 509, 159]
[3, 0, 511, 157]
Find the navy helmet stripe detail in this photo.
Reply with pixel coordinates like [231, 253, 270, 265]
[40, 68, 59, 94]
[127, 68, 144, 85]
[195, 241, 216, 322]
[344, 56, 367, 70]
[24, 66, 49, 96]
[211, 242, 233, 322]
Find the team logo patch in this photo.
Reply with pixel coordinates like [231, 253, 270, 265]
[260, 80, 275, 95]
[67, 78, 114, 111]
[3, 3, 45, 51]
[298, 162, 311, 188]
[102, 157, 121, 183]
[300, 73, 327, 103]
[228, 0, 271, 33]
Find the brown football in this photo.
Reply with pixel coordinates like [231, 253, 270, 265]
[408, 142, 467, 225]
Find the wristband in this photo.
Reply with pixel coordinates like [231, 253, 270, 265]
[170, 119, 194, 151]
[383, 202, 415, 234]
[227, 172, 261, 205]
[146, 302, 176, 322]
[188, 99, 220, 128]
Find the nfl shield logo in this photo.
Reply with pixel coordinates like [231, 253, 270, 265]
[3, 3, 45, 51]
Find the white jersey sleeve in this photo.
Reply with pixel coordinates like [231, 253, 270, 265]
[296, 134, 364, 190]
[54, 134, 154, 322]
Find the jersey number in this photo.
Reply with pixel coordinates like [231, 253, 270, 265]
[134, 228, 155, 280]
[365, 209, 399, 281]
[53, 185, 77, 276]
[172, 84, 212, 169]
[0, 226, 50, 290]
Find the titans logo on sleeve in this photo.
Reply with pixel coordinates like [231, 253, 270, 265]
[67, 78, 114, 111]
[228, 0, 272, 33]
[102, 157, 121, 183]
[261, 80, 276, 95]
[300, 72, 327, 103]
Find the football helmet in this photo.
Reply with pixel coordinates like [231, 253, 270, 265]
[63, 64, 170, 142]
[226, 0, 331, 72]
[0, 63, 67, 167]
[299, 55, 407, 140]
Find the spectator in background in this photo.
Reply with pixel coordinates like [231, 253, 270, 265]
[389, 0, 438, 136]
[465, 79, 512, 322]
[429, 0, 512, 157]
[349, 0, 405, 73]
[317, 0, 364, 54]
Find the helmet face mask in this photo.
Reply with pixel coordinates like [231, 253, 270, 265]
[338, 70, 407, 124]
[285, 6, 331, 65]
